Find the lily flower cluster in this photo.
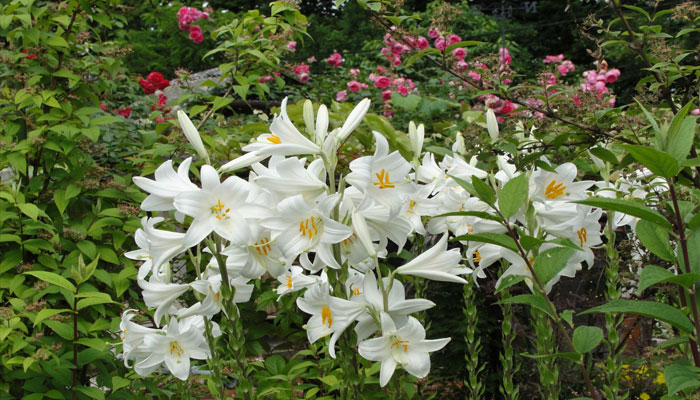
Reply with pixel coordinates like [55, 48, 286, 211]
[120, 97, 613, 386]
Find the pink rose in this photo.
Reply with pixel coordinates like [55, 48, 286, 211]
[605, 68, 620, 83]
[427, 28, 439, 38]
[375, 76, 391, 89]
[350, 68, 360, 77]
[447, 34, 461, 45]
[468, 71, 481, 81]
[691, 108, 700, 116]
[543, 54, 564, 64]
[189, 25, 204, 43]
[435, 37, 446, 51]
[415, 36, 429, 50]
[286, 41, 297, 52]
[376, 66, 387, 74]
[557, 60, 575, 75]
[336, 90, 347, 101]
[382, 90, 393, 102]
[499, 48, 511, 65]
[452, 47, 466, 60]
[327, 52, 343, 67]
[347, 80, 362, 92]
[398, 86, 409, 96]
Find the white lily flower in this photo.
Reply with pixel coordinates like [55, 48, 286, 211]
[531, 163, 593, 204]
[358, 313, 449, 387]
[222, 223, 286, 279]
[135, 317, 215, 380]
[303, 99, 315, 135]
[395, 234, 470, 283]
[497, 244, 581, 294]
[261, 193, 352, 269]
[253, 157, 327, 200]
[177, 110, 210, 164]
[179, 274, 253, 318]
[138, 278, 190, 326]
[219, 151, 267, 174]
[354, 271, 435, 342]
[545, 206, 603, 267]
[242, 98, 321, 157]
[120, 309, 160, 368]
[174, 165, 252, 248]
[315, 104, 329, 145]
[276, 265, 321, 298]
[141, 217, 186, 277]
[133, 158, 198, 213]
[346, 131, 413, 208]
[296, 282, 365, 358]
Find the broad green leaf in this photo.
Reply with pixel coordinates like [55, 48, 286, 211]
[74, 386, 105, 400]
[498, 173, 529, 219]
[533, 247, 575, 286]
[43, 320, 74, 340]
[561, 310, 574, 328]
[433, 211, 502, 223]
[450, 175, 479, 199]
[495, 274, 526, 292]
[25, 271, 75, 292]
[77, 241, 97, 259]
[45, 35, 69, 48]
[34, 308, 72, 327]
[18, 203, 40, 220]
[664, 361, 700, 394]
[453, 232, 518, 253]
[498, 294, 553, 318]
[580, 299, 694, 333]
[666, 101, 695, 161]
[471, 176, 496, 206]
[589, 147, 618, 165]
[637, 265, 700, 293]
[189, 105, 208, 118]
[111, 376, 131, 391]
[624, 145, 678, 178]
[211, 96, 233, 113]
[520, 352, 581, 362]
[635, 219, 674, 261]
[573, 325, 603, 353]
[575, 197, 672, 230]
[77, 295, 115, 310]
[391, 93, 422, 111]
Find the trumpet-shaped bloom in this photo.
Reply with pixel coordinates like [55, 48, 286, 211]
[253, 157, 327, 200]
[133, 158, 198, 212]
[242, 98, 321, 157]
[358, 313, 449, 387]
[177, 110, 210, 164]
[138, 278, 190, 326]
[276, 265, 322, 297]
[174, 165, 252, 248]
[135, 316, 216, 380]
[395, 234, 470, 283]
[531, 163, 593, 204]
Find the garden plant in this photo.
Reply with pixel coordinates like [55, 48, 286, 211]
[1, 0, 700, 399]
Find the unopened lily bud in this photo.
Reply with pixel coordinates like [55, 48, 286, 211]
[486, 108, 498, 142]
[177, 110, 210, 164]
[337, 98, 371, 142]
[452, 132, 466, 155]
[303, 99, 315, 136]
[408, 121, 424, 160]
[315, 104, 329, 145]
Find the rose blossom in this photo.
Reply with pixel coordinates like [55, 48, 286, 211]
[347, 81, 362, 92]
[415, 36, 429, 50]
[336, 90, 347, 101]
[375, 76, 391, 89]
[382, 90, 393, 102]
[452, 48, 466, 60]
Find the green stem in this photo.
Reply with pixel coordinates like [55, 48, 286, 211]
[602, 213, 624, 400]
[462, 274, 484, 400]
[498, 262, 519, 400]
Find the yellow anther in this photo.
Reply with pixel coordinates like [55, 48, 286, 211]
[352, 287, 361, 296]
[577, 227, 587, 247]
[373, 169, 395, 189]
[285, 275, 292, 289]
[211, 200, 229, 220]
[169, 341, 184, 357]
[299, 217, 319, 240]
[254, 237, 272, 256]
[321, 306, 332, 328]
[391, 339, 409, 352]
[267, 134, 281, 144]
[473, 251, 482, 263]
[545, 180, 566, 199]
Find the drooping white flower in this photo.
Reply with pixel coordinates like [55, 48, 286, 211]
[253, 156, 327, 200]
[545, 206, 603, 267]
[133, 158, 198, 213]
[120, 309, 160, 368]
[242, 98, 321, 157]
[276, 265, 321, 297]
[358, 313, 449, 387]
[222, 223, 286, 279]
[135, 316, 216, 380]
[395, 233, 470, 283]
[138, 278, 190, 327]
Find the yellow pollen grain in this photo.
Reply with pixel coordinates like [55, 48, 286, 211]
[299, 217, 319, 239]
[391, 339, 408, 352]
[545, 180, 566, 199]
[352, 287, 361, 296]
[373, 169, 395, 189]
[473, 251, 482, 263]
[211, 199, 229, 220]
[285, 275, 292, 289]
[321, 306, 332, 328]
[267, 134, 281, 144]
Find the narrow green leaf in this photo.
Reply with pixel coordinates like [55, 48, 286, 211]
[580, 299, 694, 333]
[635, 220, 674, 261]
[453, 232, 518, 253]
[449, 175, 479, 199]
[498, 173, 529, 219]
[433, 211, 502, 223]
[575, 197, 672, 230]
[520, 352, 581, 362]
[638, 265, 700, 293]
[25, 271, 75, 292]
[33, 308, 72, 327]
[573, 325, 604, 353]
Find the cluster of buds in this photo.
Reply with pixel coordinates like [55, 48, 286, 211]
[177, 6, 210, 44]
